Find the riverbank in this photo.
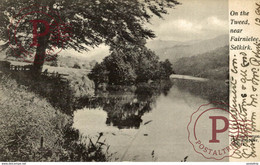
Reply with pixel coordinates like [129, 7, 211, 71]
[0, 73, 111, 161]
[0, 60, 95, 114]
[0, 74, 69, 161]
[0, 60, 110, 161]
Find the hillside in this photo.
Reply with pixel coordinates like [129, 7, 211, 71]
[172, 46, 229, 80]
[45, 55, 97, 69]
[0, 50, 97, 70]
[147, 35, 228, 63]
[146, 40, 181, 50]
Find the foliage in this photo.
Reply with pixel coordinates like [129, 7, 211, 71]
[173, 46, 229, 80]
[88, 47, 174, 85]
[60, 126, 112, 161]
[0, 0, 180, 72]
[48, 57, 59, 67]
[103, 51, 137, 85]
[160, 59, 175, 77]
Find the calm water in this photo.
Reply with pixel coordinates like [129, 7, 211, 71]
[73, 80, 228, 161]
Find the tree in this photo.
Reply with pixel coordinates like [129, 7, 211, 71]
[0, 0, 180, 74]
[88, 62, 109, 86]
[134, 48, 161, 82]
[103, 51, 136, 85]
[88, 46, 174, 85]
[160, 59, 174, 78]
[72, 63, 81, 69]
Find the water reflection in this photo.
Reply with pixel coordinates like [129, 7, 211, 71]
[75, 80, 228, 129]
[73, 79, 229, 161]
[78, 81, 173, 129]
[173, 79, 229, 104]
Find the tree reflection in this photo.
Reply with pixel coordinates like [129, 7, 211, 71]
[173, 79, 229, 105]
[80, 81, 172, 129]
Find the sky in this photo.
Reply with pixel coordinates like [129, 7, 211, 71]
[65, 0, 229, 61]
[1, 0, 229, 61]
[147, 0, 228, 41]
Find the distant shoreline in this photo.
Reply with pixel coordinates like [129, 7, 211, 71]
[170, 74, 208, 82]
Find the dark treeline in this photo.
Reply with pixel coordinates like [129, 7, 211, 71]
[88, 47, 174, 86]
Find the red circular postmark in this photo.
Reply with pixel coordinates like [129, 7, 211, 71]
[187, 102, 250, 160]
[8, 5, 71, 64]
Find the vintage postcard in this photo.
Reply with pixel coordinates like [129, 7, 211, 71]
[0, 0, 259, 163]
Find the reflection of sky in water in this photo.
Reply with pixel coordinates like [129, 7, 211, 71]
[73, 83, 228, 162]
[73, 108, 138, 138]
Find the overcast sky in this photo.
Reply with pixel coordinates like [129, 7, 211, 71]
[67, 0, 229, 61]
[147, 0, 228, 41]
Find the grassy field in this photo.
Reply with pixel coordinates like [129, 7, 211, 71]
[8, 61, 95, 98]
[44, 65, 95, 98]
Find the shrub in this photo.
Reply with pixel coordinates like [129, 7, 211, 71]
[72, 63, 81, 69]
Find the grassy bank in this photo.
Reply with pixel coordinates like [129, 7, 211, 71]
[7, 61, 95, 99]
[0, 74, 111, 161]
[0, 74, 69, 161]
[0, 60, 95, 115]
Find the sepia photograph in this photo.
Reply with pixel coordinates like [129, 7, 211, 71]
[0, 0, 234, 162]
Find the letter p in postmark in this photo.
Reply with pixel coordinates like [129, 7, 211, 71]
[187, 102, 245, 160]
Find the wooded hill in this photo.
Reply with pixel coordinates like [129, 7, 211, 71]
[172, 46, 229, 80]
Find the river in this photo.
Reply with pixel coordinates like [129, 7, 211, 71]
[73, 79, 229, 161]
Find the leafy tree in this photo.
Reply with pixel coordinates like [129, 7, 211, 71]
[159, 59, 174, 78]
[88, 62, 109, 85]
[88, 46, 175, 85]
[103, 51, 136, 85]
[0, 0, 180, 74]
[135, 48, 161, 82]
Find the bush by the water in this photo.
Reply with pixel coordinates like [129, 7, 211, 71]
[88, 47, 174, 85]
